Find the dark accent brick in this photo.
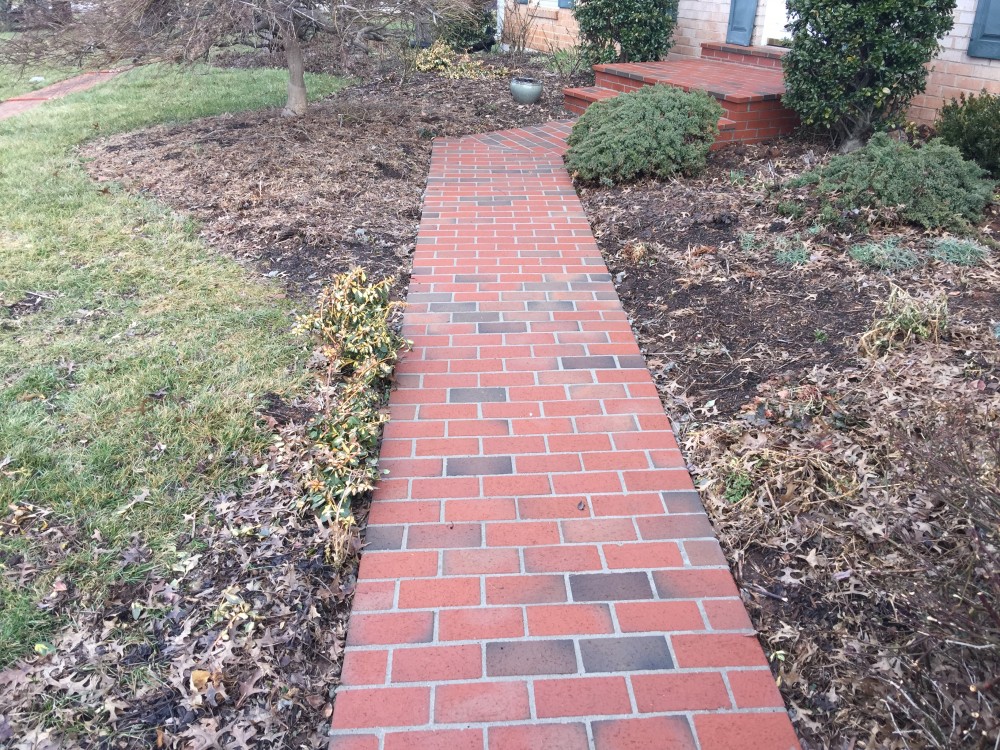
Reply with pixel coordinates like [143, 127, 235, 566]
[428, 302, 478, 312]
[527, 301, 575, 312]
[447, 456, 513, 476]
[570, 572, 654, 602]
[662, 490, 705, 514]
[449, 387, 507, 403]
[364, 525, 404, 551]
[616, 355, 648, 369]
[561, 356, 618, 370]
[579, 636, 673, 673]
[478, 322, 527, 334]
[453, 312, 501, 323]
[485, 640, 578, 676]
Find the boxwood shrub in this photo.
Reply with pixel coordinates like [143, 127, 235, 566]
[565, 85, 722, 184]
[937, 91, 1000, 178]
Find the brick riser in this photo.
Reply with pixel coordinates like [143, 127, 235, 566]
[587, 69, 798, 146]
[700, 43, 787, 70]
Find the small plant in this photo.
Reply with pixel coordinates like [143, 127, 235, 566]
[739, 232, 760, 252]
[565, 85, 722, 184]
[294, 269, 408, 526]
[414, 39, 505, 79]
[729, 170, 747, 185]
[937, 91, 1000, 178]
[774, 240, 809, 266]
[810, 134, 995, 230]
[724, 471, 754, 503]
[776, 200, 805, 219]
[929, 237, 990, 267]
[849, 237, 920, 271]
[783, 0, 957, 145]
[573, 0, 680, 63]
[545, 44, 588, 81]
[858, 285, 948, 357]
[813, 329, 829, 343]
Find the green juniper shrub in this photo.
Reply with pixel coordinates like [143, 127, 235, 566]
[572, 0, 679, 63]
[809, 134, 995, 230]
[565, 85, 722, 184]
[937, 91, 1000, 178]
[849, 236, 921, 271]
[929, 236, 990, 267]
[783, 0, 957, 146]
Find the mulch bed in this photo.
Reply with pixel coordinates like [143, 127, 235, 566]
[579, 137, 1000, 749]
[84, 61, 580, 301]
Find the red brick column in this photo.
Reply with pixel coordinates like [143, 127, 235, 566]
[329, 122, 801, 750]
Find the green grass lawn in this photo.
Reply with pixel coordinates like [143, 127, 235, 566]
[0, 32, 81, 100]
[0, 64, 344, 664]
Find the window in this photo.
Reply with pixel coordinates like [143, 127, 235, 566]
[970, 0, 1000, 59]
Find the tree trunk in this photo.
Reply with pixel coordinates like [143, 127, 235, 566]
[281, 20, 308, 117]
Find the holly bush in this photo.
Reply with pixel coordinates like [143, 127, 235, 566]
[572, 0, 679, 63]
[937, 91, 1000, 178]
[783, 0, 957, 145]
[565, 85, 722, 183]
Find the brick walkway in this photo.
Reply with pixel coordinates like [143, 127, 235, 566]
[329, 122, 801, 750]
[0, 70, 120, 121]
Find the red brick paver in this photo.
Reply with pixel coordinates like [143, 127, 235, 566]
[330, 122, 801, 750]
[0, 70, 120, 121]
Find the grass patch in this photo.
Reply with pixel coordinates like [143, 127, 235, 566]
[0, 64, 344, 664]
[929, 236, 990, 267]
[0, 32, 81, 100]
[849, 236, 920, 271]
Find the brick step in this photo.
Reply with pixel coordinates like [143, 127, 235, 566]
[700, 41, 788, 70]
[563, 86, 736, 134]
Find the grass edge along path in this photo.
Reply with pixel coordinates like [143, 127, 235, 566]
[0, 64, 344, 664]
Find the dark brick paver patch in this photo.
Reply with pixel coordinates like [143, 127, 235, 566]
[329, 122, 801, 750]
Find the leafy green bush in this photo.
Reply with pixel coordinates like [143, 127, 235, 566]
[937, 91, 1000, 178]
[441, 7, 496, 52]
[565, 85, 722, 184]
[809, 134, 994, 230]
[849, 237, 920, 270]
[929, 237, 990, 266]
[783, 0, 957, 145]
[572, 0, 679, 63]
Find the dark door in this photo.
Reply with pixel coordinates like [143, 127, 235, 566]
[970, 0, 1000, 59]
[727, 0, 760, 46]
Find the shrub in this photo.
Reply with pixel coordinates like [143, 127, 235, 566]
[783, 0, 957, 145]
[573, 0, 679, 63]
[937, 91, 1000, 178]
[565, 85, 722, 184]
[810, 134, 994, 230]
[929, 237, 990, 266]
[441, 6, 496, 52]
[849, 237, 920, 271]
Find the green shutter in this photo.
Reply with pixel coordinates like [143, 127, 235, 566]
[970, 0, 1000, 59]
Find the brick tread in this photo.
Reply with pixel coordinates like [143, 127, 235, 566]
[329, 121, 801, 750]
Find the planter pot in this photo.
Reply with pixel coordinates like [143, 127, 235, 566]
[510, 76, 543, 105]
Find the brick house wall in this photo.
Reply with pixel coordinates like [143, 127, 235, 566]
[503, 0, 1000, 125]
[910, 0, 1000, 124]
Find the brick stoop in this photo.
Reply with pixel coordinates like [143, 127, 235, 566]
[562, 47, 798, 146]
[327, 120, 802, 750]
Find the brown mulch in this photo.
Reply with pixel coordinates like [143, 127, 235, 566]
[579, 138, 1000, 749]
[83, 61, 580, 300]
